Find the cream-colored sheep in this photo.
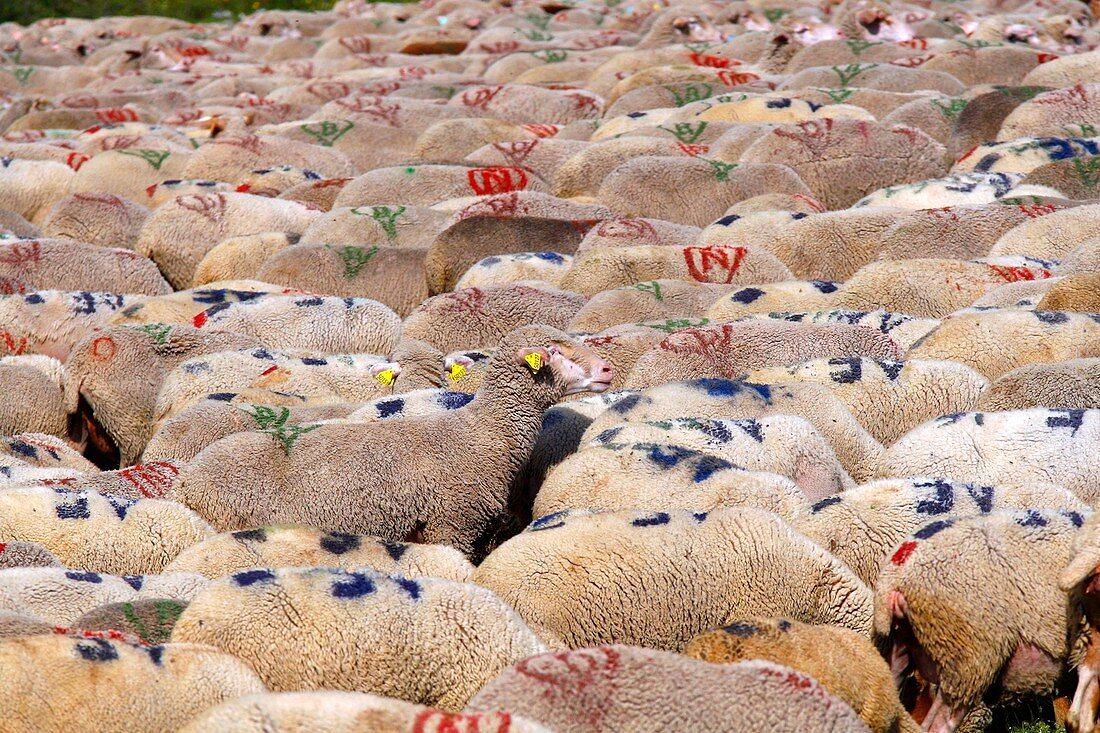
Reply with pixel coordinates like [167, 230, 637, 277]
[705, 280, 843, 321]
[172, 567, 546, 710]
[164, 525, 474, 582]
[0, 157, 74, 225]
[1, 433, 97, 472]
[0, 289, 137, 361]
[733, 309, 941, 352]
[977, 358, 1100, 412]
[991, 202, 1100, 260]
[107, 281, 296, 327]
[0, 239, 171, 295]
[191, 232, 301, 285]
[474, 508, 873, 650]
[456, 251, 574, 289]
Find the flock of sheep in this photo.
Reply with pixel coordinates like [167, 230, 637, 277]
[2, 0, 1100, 729]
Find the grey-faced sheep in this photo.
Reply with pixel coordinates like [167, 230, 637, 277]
[474, 507, 873, 650]
[684, 618, 920, 733]
[171, 566, 546, 710]
[164, 525, 473, 582]
[174, 326, 612, 558]
[467, 645, 872, 733]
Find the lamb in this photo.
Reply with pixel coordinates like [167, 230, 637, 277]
[0, 357, 67, 437]
[623, 320, 902, 389]
[474, 508, 873, 650]
[456, 251, 574, 290]
[65, 324, 261, 466]
[164, 525, 474, 582]
[468, 647, 871, 733]
[907, 309, 1100, 381]
[0, 635, 266, 733]
[876, 509, 1087, 731]
[793, 477, 1088, 586]
[171, 567, 546, 710]
[684, 618, 919, 733]
[72, 598, 188, 645]
[873, 408, 1100, 505]
[0, 567, 208, 625]
[136, 192, 321, 289]
[0, 238, 171, 295]
[174, 326, 612, 558]
[0, 540, 60, 569]
[0, 486, 213, 575]
[746, 357, 990, 445]
[580, 415, 855, 501]
[181, 691, 554, 733]
[560, 244, 794, 296]
[532, 442, 809, 520]
[705, 280, 843, 321]
[1059, 236, 1100, 276]
[193, 294, 402, 355]
[582, 378, 883, 483]
[977, 358, 1100, 412]
[574, 327, 671, 391]
[39, 193, 150, 250]
[400, 283, 587, 352]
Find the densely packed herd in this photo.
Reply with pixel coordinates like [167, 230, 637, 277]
[1, 0, 1100, 729]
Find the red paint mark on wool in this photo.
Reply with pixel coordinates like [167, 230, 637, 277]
[0, 543, 6, 553]
[235, 184, 252, 193]
[260, 365, 279, 377]
[677, 142, 708, 156]
[987, 264, 1050, 282]
[0, 331, 28, 355]
[688, 52, 738, 68]
[1037, 52, 1059, 63]
[1019, 204, 1058, 218]
[412, 710, 512, 733]
[716, 70, 759, 86]
[957, 145, 980, 163]
[523, 124, 558, 138]
[892, 540, 918, 566]
[66, 152, 90, 171]
[683, 245, 747, 283]
[192, 312, 207, 328]
[90, 336, 117, 362]
[467, 167, 528, 196]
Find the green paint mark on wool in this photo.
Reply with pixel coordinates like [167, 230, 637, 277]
[299, 120, 354, 147]
[533, 50, 567, 63]
[657, 121, 708, 144]
[430, 85, 456, 99]
[334, 245, 380, 279]
[664, 84, 712, 108]
[1073, 157, 1100, 189]
[930, 98, 968, 122]
[134, 323, 173, 344]
[640, 317, 711, 333]
[122, 600, 184, 644]
[845, 39, 882, 56]
[243, 405, 320, 454]
[633, 281, 664, 301]
[764, 8, 785, 21]
[704, 158, 738, 182]
[814, 88, 855, 104]
[351, 205, 406, 240]
[831, 63, 875, 87]
[117, 149, 171, 170]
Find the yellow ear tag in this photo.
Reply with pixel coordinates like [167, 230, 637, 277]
[448, 363, 467, 382]
[525, 353, 542, 372]
[375, 369, 395, 386]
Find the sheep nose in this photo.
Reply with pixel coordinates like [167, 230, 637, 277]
[592, 359, 613, 381]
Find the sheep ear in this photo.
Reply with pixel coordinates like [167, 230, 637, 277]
[515, 347, 549, 373]
[445, 355, 475, 382]
[370, 362, 400, 386]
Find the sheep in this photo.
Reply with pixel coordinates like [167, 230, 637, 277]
[174, 326, 612, 558]
[344, 388, 479, 421]
[0, 635, 267, 733]
[0, 289, 138, 361]
[1022, 47, 1100, 88]
[684, 618, 919, 733]
[875, 202, 1064, 261]
[334, 164, 547, 210]
[977, 358, 1100, 412]
[560, 243, 794, 296]
[136, 192, 320, 289]
[164, 525, 474, 582]
[181, 691, 554, 733]
[582, 377, 883, 482]
[106, 281, 294, 327]
[875, 509, 1087, 731]
[468, 647, 871, 733]
[70, 597, 188, 645]
[0, 238, 171, 295]
[190, 232, 301, 285]
[0, 157, 74, 225]
[746, 357, 990, 445]
[576, 217, 700, 252]
[794, 477, 1088, 586]
[0, 540, 61, 569]
[456, 251, 574, 289]
[39, 193, 149, 251]
[568, 283, 733, 338]
[0, 486, 212, 575]
[67, 148, 192, 204]
[991, 203, 1100, 260]
[533, 441, 809, 519]
[474, 507, 873, 650]
[907, 309, 1100, 380]
[705, 279, 843, 321]
[171, 567, 546, 710]
[733, 309, 941, 353]
[876, 408, 1100, 506]
[0, 357, 67, 437]
[299, 204, 452, 250]
[581, 415, 855, 501]
[1000, 83, 1100, 140]
[1036, 273, 1100, 313]
[1022, 155, 1100, 202]
[0, 610, 53, 638]
[1060, 236, 1100, 276]
[623, 320, 902, 389]
[0, 567, 208, 625]
[181, 134, 354, 182]
[65, 324, 262, 466]
[1, 433, 97, 472]
[278, 176, 350, 212]
[193, 294, 402, 355]
[401, 283, 587, 352]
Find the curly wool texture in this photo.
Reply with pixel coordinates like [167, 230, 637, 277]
[576, 327, 669, 391]
[0, 239, 170, 296]
[874, 509, 1086, 709]
[475, 508, 873, 650]
[456, 251, 573, 290]
[0, 158, 74, 225]
[0, 433, 97, 472]
[991, 203, 1100, 259]
[181, 135, 353, 182]
[560, 244, 793, 297]
[40, 193, 149, 250]
[874, 203, 1059, 261]
[624, 321, 902, 389]
[873, 408, 1100, 505]
[106, 281, 297, 327]
[335, 164, 548, 209]
[181, 691, 553, 733]
[0, 540, 61, 569]
[977, 358, 1100, 411]
[165, 525, 473, 582]
[1000, 83, 1100, 139]
[191, 232, 300, 286]
[747, 357, 989, 445]
[0, 290, 138, 361]
[583, 378, 882, 482]
[401, 283, 587, 352]
[413, 118, 536, 164]
[684, 618, 918, 733]
[581, 415, 854, 501]
[1036, 273, 1100, 313]
[194, 294, 402, 355]
[732, 309, 940, 353]
[72, 598, 188, 645]
[576, 218, 700, 252]
[67, 149, 190, 202]
[467, 646, 871, 733]
[1022, 156, 1100, 201]
[533, 441, 808, 519]
[65, 325, 262, 465]
[172, 567, 545, 710]
[907, 309, 1100, 380]
[0, 362, 67, 437]
[705, 280, 843, 321]
[0, 567, 208, 625]
[0, 635, 266, 733]
[794, 477, 1087, 586]
[0, 486, 212, 575]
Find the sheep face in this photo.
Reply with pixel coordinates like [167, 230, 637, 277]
[514, 342, 612, 396]
[1068, 574, 1100, 733]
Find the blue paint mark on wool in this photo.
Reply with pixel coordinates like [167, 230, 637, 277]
[331, 572, 376, 599]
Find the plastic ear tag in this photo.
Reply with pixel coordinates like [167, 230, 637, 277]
[375, 369, 395, 386]
[448, 364, 467, 382]
[525, 353, 542, 372]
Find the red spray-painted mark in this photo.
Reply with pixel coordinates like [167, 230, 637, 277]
[90, 336, 117, 362]
[683, 245, 747, 283]
[987, 264, 1051, 282]
[118, 461, 179, 499]
[467, 167, 529, 196]
[412, 710, 512, 733]
[891, 540, 918, 566]
[1, 332, 28, 355]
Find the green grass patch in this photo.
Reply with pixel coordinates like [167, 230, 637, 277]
[2, 0, 340, 26]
